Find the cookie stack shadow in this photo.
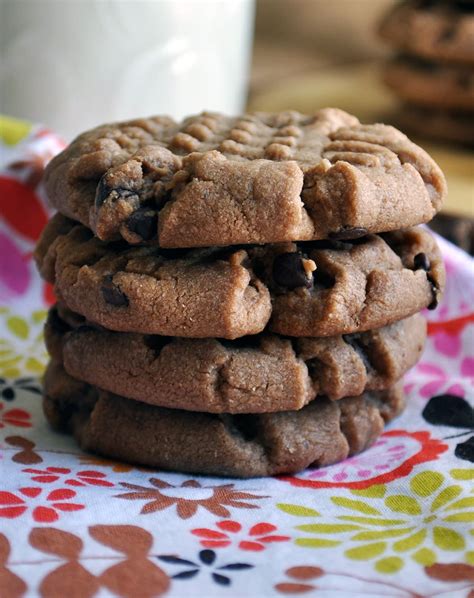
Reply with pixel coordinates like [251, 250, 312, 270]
[35, 108, 447, 477]
[380, 0, 474, 145]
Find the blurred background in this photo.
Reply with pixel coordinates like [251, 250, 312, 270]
[251, 0, 392, 96]
[1, 0, 472, 248]
[249, 0, 473, 251]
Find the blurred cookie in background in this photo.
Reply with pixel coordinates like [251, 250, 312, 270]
[383, 55, 474, 111]
[429, 212, 474, 255]
[394, 103, 474, 145]
[379, 0, 474, 66]
[379, 0, 474, 146]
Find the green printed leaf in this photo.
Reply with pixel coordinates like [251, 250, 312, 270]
[295, 538, 341, 548]
[412, 548, 436, 566]
[385, 495, 421, 515]
[25, 357, 45, 373]
[338, 515, 405, 526]
[352, 528, 414, 541]
[7, 316, 29, 340]
[32, 310, 47, 324]
[277, 503, 320, 517]
[393, 529, 426, 552]
[443, 512, 474, 522]
[345, 542, 386, 561]
[433, 526, 465, 551]
[431, 486, 462, 512]
[375, 557, 404, 574]
[351, 485, 386, 498]
[296, 523, 360, 534]
[450, 469, 474, 481]
[331, 497, 380, 515]
[445, 497, 474, 511]
[0, 356, 21, 367]
[410, 471, 444, 497]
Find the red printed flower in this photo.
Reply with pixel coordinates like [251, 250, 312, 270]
[192, 520, 290, 552]
[23, 467, 114, 487]
[0, 487, 85, 522]
[0, 175, 48, 241]
[0, 404, 31, 428]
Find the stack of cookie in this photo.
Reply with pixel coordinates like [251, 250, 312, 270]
[36, 108, 446, 477]
[380, 0, 474, 145]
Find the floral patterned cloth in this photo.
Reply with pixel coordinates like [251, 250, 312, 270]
[0, 116, 473, 598]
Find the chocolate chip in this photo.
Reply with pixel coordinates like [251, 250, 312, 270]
[427, 283, 439, 310]
[126, 208, 158, 241]
[95, 177, 112, 207]
[414, 252, 431, 271]
[406, 55, 438, 73]
[454, 1, 474, 13]
[438, 22, 458, 43]
[329, 227, 368, 241]
[343, 334, 373, 372]
[417, 0, 436, 9]
[101, 275, 129, 307]
[48, 306, 72, 336]
[220, 335, 261, 350]
[312, 269, 335, 290]
[144, 335, 172, 355]
[228, 414, 259, 442]
[413, 253, 438, 309]
[272, 252, 313, 290]
[457, 72, 472, 90]
[95, 176, 135, 208]
[305, 239, 352, 251]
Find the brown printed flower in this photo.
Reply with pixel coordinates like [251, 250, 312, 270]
[115, 478, 267, 519]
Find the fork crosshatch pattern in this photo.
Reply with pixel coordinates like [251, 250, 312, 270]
[0, 117, 473, 597]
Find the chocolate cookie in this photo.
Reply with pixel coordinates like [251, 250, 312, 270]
[43, 109, 446, 247]
[384, 55, 474, 111]
[380, 0, 474, 66]
[45, 305, 425, 413]
[36, 214, 444, 338]
[35, 214, 271, 339]
[43, 361, 406, 477]
[396, 104, 474, 145]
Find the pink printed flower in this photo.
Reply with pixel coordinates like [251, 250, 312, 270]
[282, 430, 448, 490]
[0, 403, 31, 428]
[0, 487, 84, 522]
[416, 363, 467, 399]
[192, 520, 290, 552]
[23, 467, 114, 487]
[0, 233, 30, 302]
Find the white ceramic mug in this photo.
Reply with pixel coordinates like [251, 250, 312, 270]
[0, 0, 255, 140]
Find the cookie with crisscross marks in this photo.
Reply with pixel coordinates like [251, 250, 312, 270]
[380, 0, 474, 66]
[43, 108, 446, 248]
[43, 361, 406, 477]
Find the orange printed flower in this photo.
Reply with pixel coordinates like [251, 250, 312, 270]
[0, 487, 84, 522]
[0, 404, 31, 428]
[23, 467, 114, 487]
[192, 520, 290, 551]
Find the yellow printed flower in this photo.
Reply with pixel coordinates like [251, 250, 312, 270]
[279, 469, 474, 575]
[0, 308, 48, 378]
[0, 115, 32, 146]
